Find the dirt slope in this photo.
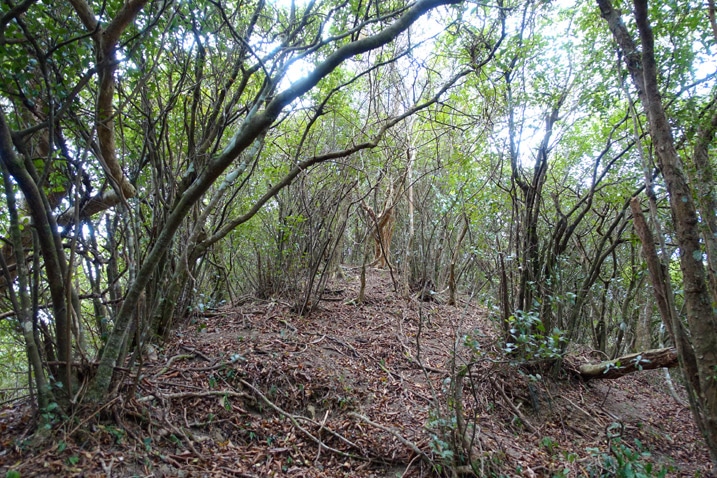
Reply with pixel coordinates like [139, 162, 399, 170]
[0, 268, 712, 477]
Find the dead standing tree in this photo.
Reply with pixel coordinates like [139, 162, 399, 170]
[360, 174, 405, 270]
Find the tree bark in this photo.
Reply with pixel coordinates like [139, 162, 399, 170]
[691, 107, 717, 302]
[579, 347, 678, 380]
[68, 0, 145, 209]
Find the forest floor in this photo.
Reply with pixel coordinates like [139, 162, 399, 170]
[0, 267, 712, 477]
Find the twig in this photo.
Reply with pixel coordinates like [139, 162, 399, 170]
[327, 335, 360, 358]
[185, 361, 235, 372]
[314, 410, 330, 464]
[403, 352, 446, 374]
[0, 394, 30, 407]
[562, 395, 603, 428]
[181, 346, 212, 362]
[100, 457, 114, 476]
[66, 396, 121, 439]
[395, 330, 446, 374]
[491, 378, 538, 434]
[153, 354, 195, 377]
[219, 467, 258, 477]
[162, 413, 201, 458]
[293, 414, 367, 454]
[377, 360, 401, 382]
[401, 453, 421, 478]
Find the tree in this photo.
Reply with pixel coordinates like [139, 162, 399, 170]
[596, 0, 717, 465]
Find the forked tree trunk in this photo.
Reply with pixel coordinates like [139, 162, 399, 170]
[372, 211, 396, 269]
[1, 163, 52, 408]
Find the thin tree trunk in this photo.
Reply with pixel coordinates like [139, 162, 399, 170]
[448, 216, 469, 306]
[0, 112, 72, 397]
[691, 108, 717, 301]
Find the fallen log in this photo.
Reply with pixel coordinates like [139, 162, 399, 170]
[579, 347, 678, 380]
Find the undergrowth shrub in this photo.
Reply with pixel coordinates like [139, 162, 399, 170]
[587, 438, 672, 477]
[504, 310, 566, 362]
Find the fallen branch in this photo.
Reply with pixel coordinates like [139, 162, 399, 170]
[578, 347, 678, 380]
[348, 412, 431, 464]
[137, 390, 251, 402]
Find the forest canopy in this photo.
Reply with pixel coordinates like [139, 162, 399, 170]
[1, 0, 716, 469]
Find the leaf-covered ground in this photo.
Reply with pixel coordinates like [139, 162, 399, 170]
[0, 268, 712, 477]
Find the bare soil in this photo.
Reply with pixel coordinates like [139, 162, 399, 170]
[0, 268, 712, 477]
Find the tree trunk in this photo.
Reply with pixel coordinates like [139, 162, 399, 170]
[448, 216, 469, 306]
[691, 108, 717, 301]
[630, 199, 699, 381]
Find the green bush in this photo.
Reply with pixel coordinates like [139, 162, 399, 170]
[504, 310, 565, 362]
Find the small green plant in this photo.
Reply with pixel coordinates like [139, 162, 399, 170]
[564, 451, 578, 463]
[426, 409, 458, 466]
[540, 436, 559, 454]
[587, 438, 671, 477]
[429, 435, 454, 461]
[337, 396, 354, 409]
[105, 425, 125, 444]
[40, 402, 60, 430]
[6, 471, 21, 478]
